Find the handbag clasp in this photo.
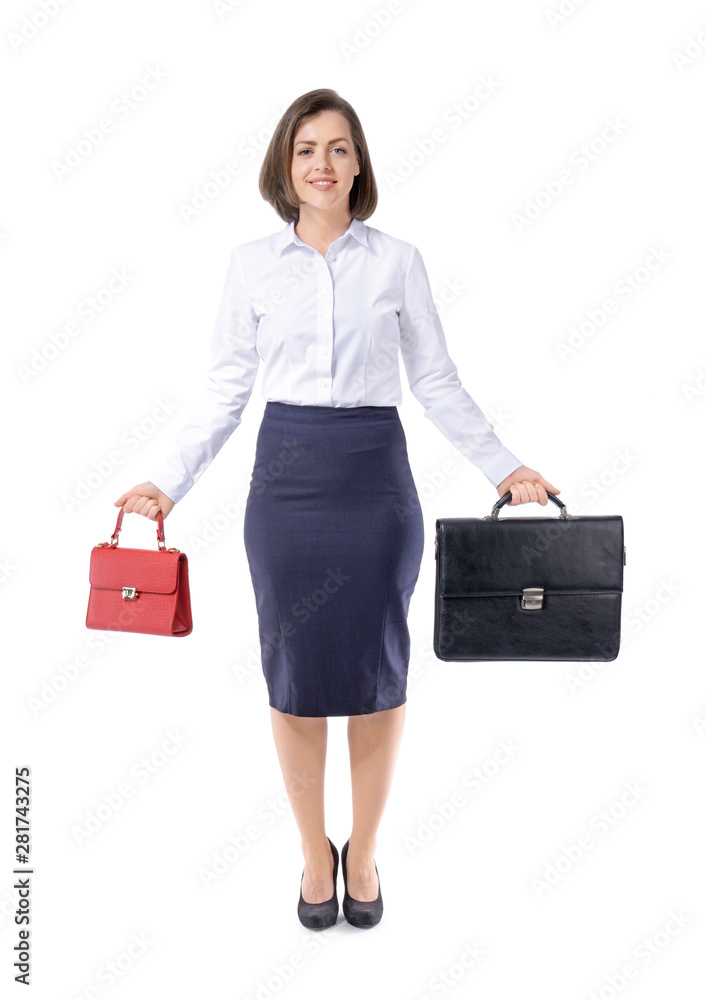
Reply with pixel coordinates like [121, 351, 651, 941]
[122, 587, 138, 600]
[521, 587, 543, 609]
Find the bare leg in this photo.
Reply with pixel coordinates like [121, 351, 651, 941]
[346, 703, 406, 900]
[269, 707, 334, 904]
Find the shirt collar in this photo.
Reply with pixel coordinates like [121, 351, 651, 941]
[274, 216, 369, 255]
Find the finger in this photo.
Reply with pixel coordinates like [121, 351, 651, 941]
[510, 482, 528, 505]
[116, 489, 140, 508]
[535, 483, 548, 505]
[146, 502, 162, 520]
[141, 499, 158, 519]
[524, 480, 540, 503]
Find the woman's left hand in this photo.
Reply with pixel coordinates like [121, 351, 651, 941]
[495, 465, 561, 506]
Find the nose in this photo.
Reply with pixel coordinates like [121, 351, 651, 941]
[311, 150, 332, 170]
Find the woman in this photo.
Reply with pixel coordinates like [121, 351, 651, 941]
[115, 88, 560, 930]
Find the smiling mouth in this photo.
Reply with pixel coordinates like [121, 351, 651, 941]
[308, 180, 337, 186]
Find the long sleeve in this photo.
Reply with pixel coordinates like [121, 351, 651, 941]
[398, 244, 523, 489]
[149, 247, 260, 504]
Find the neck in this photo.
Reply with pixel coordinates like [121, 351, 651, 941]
[294, 208, 353, 244]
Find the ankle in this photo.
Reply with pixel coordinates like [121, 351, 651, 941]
[301, 835, 332, 860]
[347, 834, 377, 861]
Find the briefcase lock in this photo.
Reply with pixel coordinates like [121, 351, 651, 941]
[122, 587, 138, 600]
[521, 587, 543, 609]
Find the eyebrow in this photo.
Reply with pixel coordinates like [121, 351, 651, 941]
[294, 136, 349, 147]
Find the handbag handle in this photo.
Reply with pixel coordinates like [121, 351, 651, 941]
[109, 505, 167, 549]
[485, 491, 574, 521]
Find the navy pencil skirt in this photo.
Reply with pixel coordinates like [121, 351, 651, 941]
[242, 401, 425, 717]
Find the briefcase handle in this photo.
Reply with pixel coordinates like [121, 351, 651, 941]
[485, 491, 574, 521]
[107, 504, 168, 550]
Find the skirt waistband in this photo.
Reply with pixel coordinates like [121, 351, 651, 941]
[264, 400, 398, 423]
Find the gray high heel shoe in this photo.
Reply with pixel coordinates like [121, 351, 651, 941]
[297, 837, 339, 929]
[341, 839, 383, 927]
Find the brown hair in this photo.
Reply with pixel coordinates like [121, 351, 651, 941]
[259, 88, 378, 223]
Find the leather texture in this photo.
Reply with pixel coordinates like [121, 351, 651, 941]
[86, 508, 192, 637]
[434, 496, 624, 662]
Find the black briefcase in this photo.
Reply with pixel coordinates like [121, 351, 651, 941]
[434, 492, 625, 662]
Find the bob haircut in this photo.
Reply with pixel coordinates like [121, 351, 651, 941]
[259, 88, 378, 223]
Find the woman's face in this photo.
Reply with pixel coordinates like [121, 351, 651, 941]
[290, 110, 360, 216]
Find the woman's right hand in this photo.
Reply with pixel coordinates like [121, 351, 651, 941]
[114, 482, 175, 520]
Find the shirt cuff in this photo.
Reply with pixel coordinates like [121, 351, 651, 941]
[478, 448, 525, 491]
[148, 460, 193, 506]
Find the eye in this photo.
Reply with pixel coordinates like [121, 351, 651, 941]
[297, 147, 348, 156]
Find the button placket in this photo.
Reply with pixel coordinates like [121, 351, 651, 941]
[316, 256, 334, 405]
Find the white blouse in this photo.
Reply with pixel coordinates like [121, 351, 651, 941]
[149, 216, 523, 504]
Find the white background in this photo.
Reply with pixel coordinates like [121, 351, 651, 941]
[2, 1, 704, 997]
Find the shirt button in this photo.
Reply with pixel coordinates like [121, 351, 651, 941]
[321, 380, 329, 387]
[320, 348, 328, 355]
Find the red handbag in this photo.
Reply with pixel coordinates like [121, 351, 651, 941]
[86, 506, 193, 637]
